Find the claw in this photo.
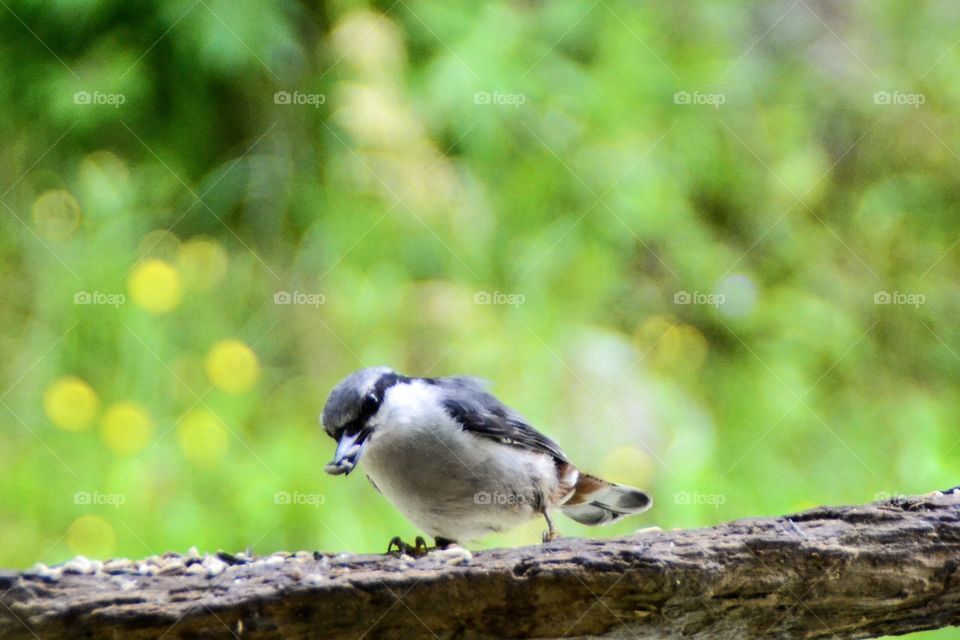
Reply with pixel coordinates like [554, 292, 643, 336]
[386, 536, 412, 555]
[541, 530, 562, 543]
[414, 536, 428, 556]
[541, 510, 561, 542]
[386, 536, 430, 557]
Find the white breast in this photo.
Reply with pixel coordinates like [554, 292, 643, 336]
[359, 381, 559, 541]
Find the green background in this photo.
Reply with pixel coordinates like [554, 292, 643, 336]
[2, 2, 958, 637]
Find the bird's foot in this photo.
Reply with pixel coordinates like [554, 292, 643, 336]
[541, 530, 562, 543]
[386, 536, 429, 557]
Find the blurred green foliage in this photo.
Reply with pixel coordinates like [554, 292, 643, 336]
[2, 2, 959, 636]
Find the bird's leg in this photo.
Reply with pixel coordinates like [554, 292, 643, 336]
[541, 510, 561, 542]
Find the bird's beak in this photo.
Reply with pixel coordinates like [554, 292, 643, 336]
[325, 428, 370, 476]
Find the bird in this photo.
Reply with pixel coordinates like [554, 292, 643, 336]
[321, 366, 652, 552]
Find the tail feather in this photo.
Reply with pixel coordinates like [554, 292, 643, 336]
[558, 471, 652, 526]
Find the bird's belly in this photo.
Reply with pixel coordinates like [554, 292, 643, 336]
[361, 424, 556, 541]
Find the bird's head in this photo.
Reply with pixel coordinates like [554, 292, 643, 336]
[320, 366, 408, 475]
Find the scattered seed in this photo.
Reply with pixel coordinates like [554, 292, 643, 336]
[205, 558, 228, 577]
[159, 561, 186, 575]
[110, 576, 138, 591]
[63, 556, 93, 574]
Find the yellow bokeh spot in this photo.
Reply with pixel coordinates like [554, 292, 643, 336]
[43, 376, 99, 432]
[31, 189, 82, 240]
[128, 258, 182, 314]
[599, 445, 653, 489]
[177, 237, 228, 290]
[100, 402, 153, 455]
[635, 316, 709, 372]
[176, 408, 229, 467]
[67, 515, 115, 559]
[205, 339, 261, 394]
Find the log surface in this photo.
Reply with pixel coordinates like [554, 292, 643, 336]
[2, 492, 959, 639]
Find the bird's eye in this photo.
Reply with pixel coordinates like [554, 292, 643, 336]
[360, 393, 380, 416]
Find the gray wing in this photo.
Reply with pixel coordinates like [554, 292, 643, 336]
[433, 376, 568, 463]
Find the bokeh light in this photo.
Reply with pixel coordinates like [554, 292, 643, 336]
[177, 238, 228, 291]
[66, 515, 115, 559]
[205, 339, 261, 394]
[128, 258, 182, 314]
[43, 377, 100, 432]
[31, 189, 81, 241]
[176, 408, 229, 467]
[100, 402, 153, 455]
[599, 445, 654, 490]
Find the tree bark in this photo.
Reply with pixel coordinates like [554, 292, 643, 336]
[2, 491, 959, 639]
